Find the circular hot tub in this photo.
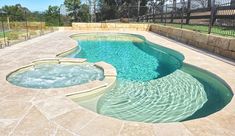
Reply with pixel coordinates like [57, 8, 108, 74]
[7, 58, 104, 89]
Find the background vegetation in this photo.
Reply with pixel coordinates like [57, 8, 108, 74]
[0, 0, 160, 26]
[0, 0, 234, 38]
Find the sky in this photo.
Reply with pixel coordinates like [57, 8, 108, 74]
[0, 0, 86, 12]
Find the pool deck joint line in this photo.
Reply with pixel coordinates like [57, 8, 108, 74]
[0, 30, 235, 136]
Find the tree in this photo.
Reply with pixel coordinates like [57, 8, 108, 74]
[2, 4, 30, 21]
[88, 0, 98, 22]
[28, 11, 44, 22]
[191, 0, 208, 9]
[78, 4, 91, 22]
[97, 0, 149, 21]
[98, 0, 119, 21]
[64, 0, 81, 22]
[45, 6, 60, 26]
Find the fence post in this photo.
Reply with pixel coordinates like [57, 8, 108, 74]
[171, 0, 176, 23]
[7, 16, 10, 30]
[186, 0, 191, 24]
[40, 20, 43, 36]
[181, 0, 185, 29]
[161, 5, 163, 23]
[137, 0, 140, 22]
[0, 11, 7, 48]
[128, 5, 130, 22]
[58, 8, 61, 26]
[208, 0, 212, 8]
[153, 3, 156, 23]
[24, 11, 29, 39]
[208, 0, 216, 34]
[165, 4, 167, 26]
[171, 10, 173, 23]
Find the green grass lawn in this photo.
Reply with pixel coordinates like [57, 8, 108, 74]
[164, 23, 235, 37]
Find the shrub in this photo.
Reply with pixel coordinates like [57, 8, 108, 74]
[30, 31, 37, 36]
[7, 32, 19, 40]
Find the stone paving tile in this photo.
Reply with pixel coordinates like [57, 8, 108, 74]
[0, 90, 9, 102]
[53, 108, 97, 135]
[34, 96, 79, 120]
[10, 106, 57, 136]
[2, 88, 37, 102]
[78, 115, 123, 136]
[32, 92, 61, 102]
[0, 119, 18, 136]
[0, 101, 32, 120]
[153, 123, 194, 136]
[119, 122, 155, 136]
[55, 126, 78, 136]
[183, 118, 234, 136]
[224, 98, 235, 114]
[207, 111, 235, 135]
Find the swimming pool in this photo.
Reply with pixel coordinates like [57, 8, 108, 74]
[70, 33, 233, 123]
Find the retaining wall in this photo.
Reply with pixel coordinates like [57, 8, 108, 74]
[72, 23, 150, 31]
[150, 24, 235, 60]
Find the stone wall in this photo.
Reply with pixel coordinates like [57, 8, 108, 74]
[150, 24, 235, 60]
[72, 23, 150, 31]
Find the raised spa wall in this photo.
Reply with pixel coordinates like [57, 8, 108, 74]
[6, 58, 117, 100]
[59, 23, 235, 60]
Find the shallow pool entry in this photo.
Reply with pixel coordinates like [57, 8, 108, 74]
[69, 33, 233, 123]
[7, 63, 104, 89]
[97, 70, 207, 122]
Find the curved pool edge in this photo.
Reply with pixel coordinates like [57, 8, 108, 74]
[5, 58, 117, 99]
[138, 32, 235, 93]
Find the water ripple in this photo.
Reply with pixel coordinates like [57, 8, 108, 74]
[97, 70, 208, 123]
[7, 63, 104, 89]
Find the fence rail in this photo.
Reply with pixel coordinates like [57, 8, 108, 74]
[138, 0, 235, 37]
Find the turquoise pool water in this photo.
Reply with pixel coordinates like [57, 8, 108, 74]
[71, 34, 183, 81]
[70, 33, 232, 123]
[7, 63, 104, 89]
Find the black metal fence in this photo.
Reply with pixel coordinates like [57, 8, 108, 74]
[138, 0, 235, 37]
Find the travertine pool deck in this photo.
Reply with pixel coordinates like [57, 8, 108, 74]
[0, 30, 235, 136]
